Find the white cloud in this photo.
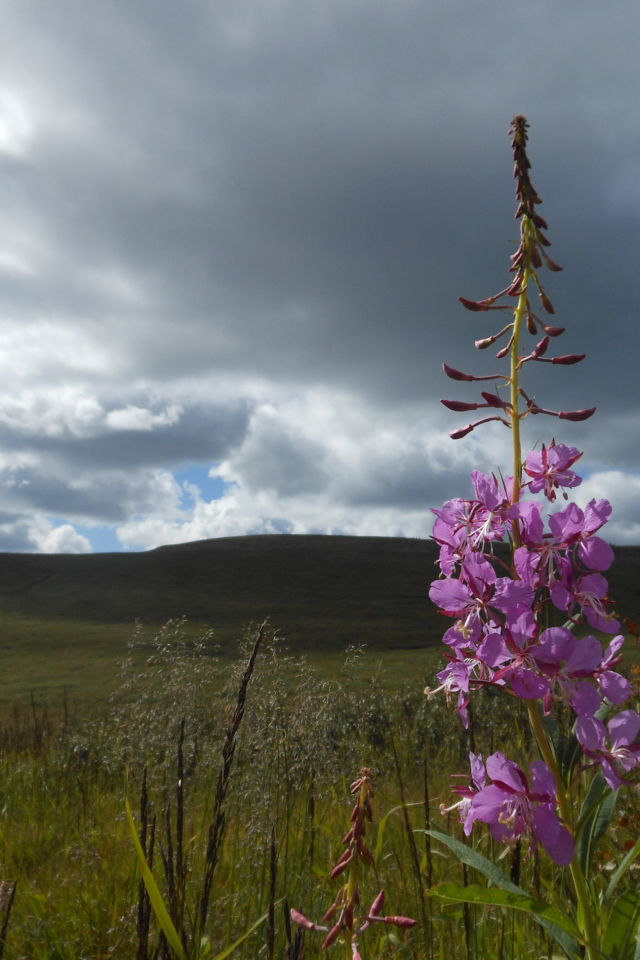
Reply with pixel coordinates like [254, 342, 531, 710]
[575, 470, 640, 545]
[105, 403, 182, 432]
[38, 523, 91, 554]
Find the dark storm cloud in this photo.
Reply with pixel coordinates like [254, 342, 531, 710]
[1, 0, 640, 546]
[0, 401, 251, 470]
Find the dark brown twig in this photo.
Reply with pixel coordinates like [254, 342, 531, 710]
[196, 620, 268, 938]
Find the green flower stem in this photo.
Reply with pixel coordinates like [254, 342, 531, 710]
[509, 219, 533, 550]
[526, 702, 598, 960]
[509, 221, 599, 960]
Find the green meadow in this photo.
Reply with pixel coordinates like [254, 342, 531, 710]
[0, 534, 639, 958]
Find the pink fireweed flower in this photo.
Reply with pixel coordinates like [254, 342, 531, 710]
[550, 561, 620, 633]
[596, 635, 631, 704]
[442, 752, 486, 828]
[523, 441, 582, 501]
[576, 710, 640, 790]
[430, 554, 534, 627]
[468, 753, 574, 866]
[525, 627, 603, 716]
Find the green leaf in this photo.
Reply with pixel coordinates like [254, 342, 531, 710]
[126, 796, 189, 960]
[375, 805, 403, 869]
[431, 883, 584, 942]
[425, 829, 517, 892]
[577, 772, 618, 878]
[541, 713, 562, 760]
[210, 909, 271, 960]
[426, 829, 581, 960]
[605, 836, 640, 904]
[560, 731, 583, 783]
[602, 889, 640, 960]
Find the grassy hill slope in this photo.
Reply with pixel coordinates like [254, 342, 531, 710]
[0, 535, 441, 652]
[1, 534, 639, 649]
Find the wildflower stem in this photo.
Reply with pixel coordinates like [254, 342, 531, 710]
[526, 701, 598, 960]
[509, 233, 532, 518]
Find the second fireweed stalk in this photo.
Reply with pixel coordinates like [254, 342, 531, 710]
[290, 768, 416, 960]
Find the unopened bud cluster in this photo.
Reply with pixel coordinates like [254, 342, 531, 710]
[290, 768, 416, 959]
[443, 115, 594, 440]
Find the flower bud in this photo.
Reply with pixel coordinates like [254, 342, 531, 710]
[441, 400, 480, 412]
[385, 917, 418, 929]
[369, 891, 385, 917]
[540, 322, 565, 337]
[330, 853, 354, 879]
[539, 291, 555, 314]
[558, 408, 596, 421]
[443, 363, 473, 382]
[291, 909, 317, 931]
[459, 297, 489, 312]
[543, 253, 563, 272]
[480, 392, 510, 410]
[449, 424, 474, 439]
[322, 922, 342, 949]
[531, 336, 549, 358]
[551, 354, 586, 365]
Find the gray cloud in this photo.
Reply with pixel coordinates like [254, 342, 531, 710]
[1, 0, 640, 549]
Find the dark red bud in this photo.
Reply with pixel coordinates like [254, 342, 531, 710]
[480, 392, 510, 410]
[530, 247, 542, 269]
[330, 855, 353, 879]
[532, 336, 550, 359]
[536, 229, 551, 247]
[495, 343, 511, 359]
[475, 336, 495, 350]
[344, 904, 354, 929]
[341, 828, 354, 845]
[459, 297, 489, 312]
[385, 917, 418, 929]
[558, 408, 596, 421]
[449, 424, 474, 439]
[443, 363, 473, 382]
[526, 314, 538, 335]
[358, 842, 373, 866]
[543, 254, 563, 272]
[322, 922, 342, 949]
[531, 213, 549, 230]
[291, 909, 316, 931]
[551, 354, 586, 365]
[540, 292, 555, 314]
[541, 323, 565, 337]
[440, 400, 480, 412]
[369, 891, 385, 917]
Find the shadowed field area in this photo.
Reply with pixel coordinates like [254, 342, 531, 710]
[1, 534, 639, 707]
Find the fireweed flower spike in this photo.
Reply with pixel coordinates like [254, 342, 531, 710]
[428, 117, 640, 960]
[290, 768, 416, 955]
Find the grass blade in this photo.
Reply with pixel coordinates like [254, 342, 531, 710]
[126, 795, 189, 960]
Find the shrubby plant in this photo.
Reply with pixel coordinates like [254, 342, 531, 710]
[428, 116, 640, 960]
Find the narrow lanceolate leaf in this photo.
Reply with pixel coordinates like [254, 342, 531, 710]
[374, 805, 403, 869]
[602, 890, 640, 960]
[577, 772, 618, 878]
[430, 884, 584, 945]
[425, 829, 581, 960]
[605, 836, 640, 904]
[126, 796, 189, 960]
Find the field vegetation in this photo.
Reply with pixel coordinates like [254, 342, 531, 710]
[0, 609, 639, 958]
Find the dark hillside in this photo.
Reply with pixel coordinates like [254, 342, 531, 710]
[0, 535, 638, 652]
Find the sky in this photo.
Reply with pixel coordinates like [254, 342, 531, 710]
[1, 0, 640, 553]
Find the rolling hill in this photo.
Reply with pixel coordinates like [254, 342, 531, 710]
[0, 534, 639, 652]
